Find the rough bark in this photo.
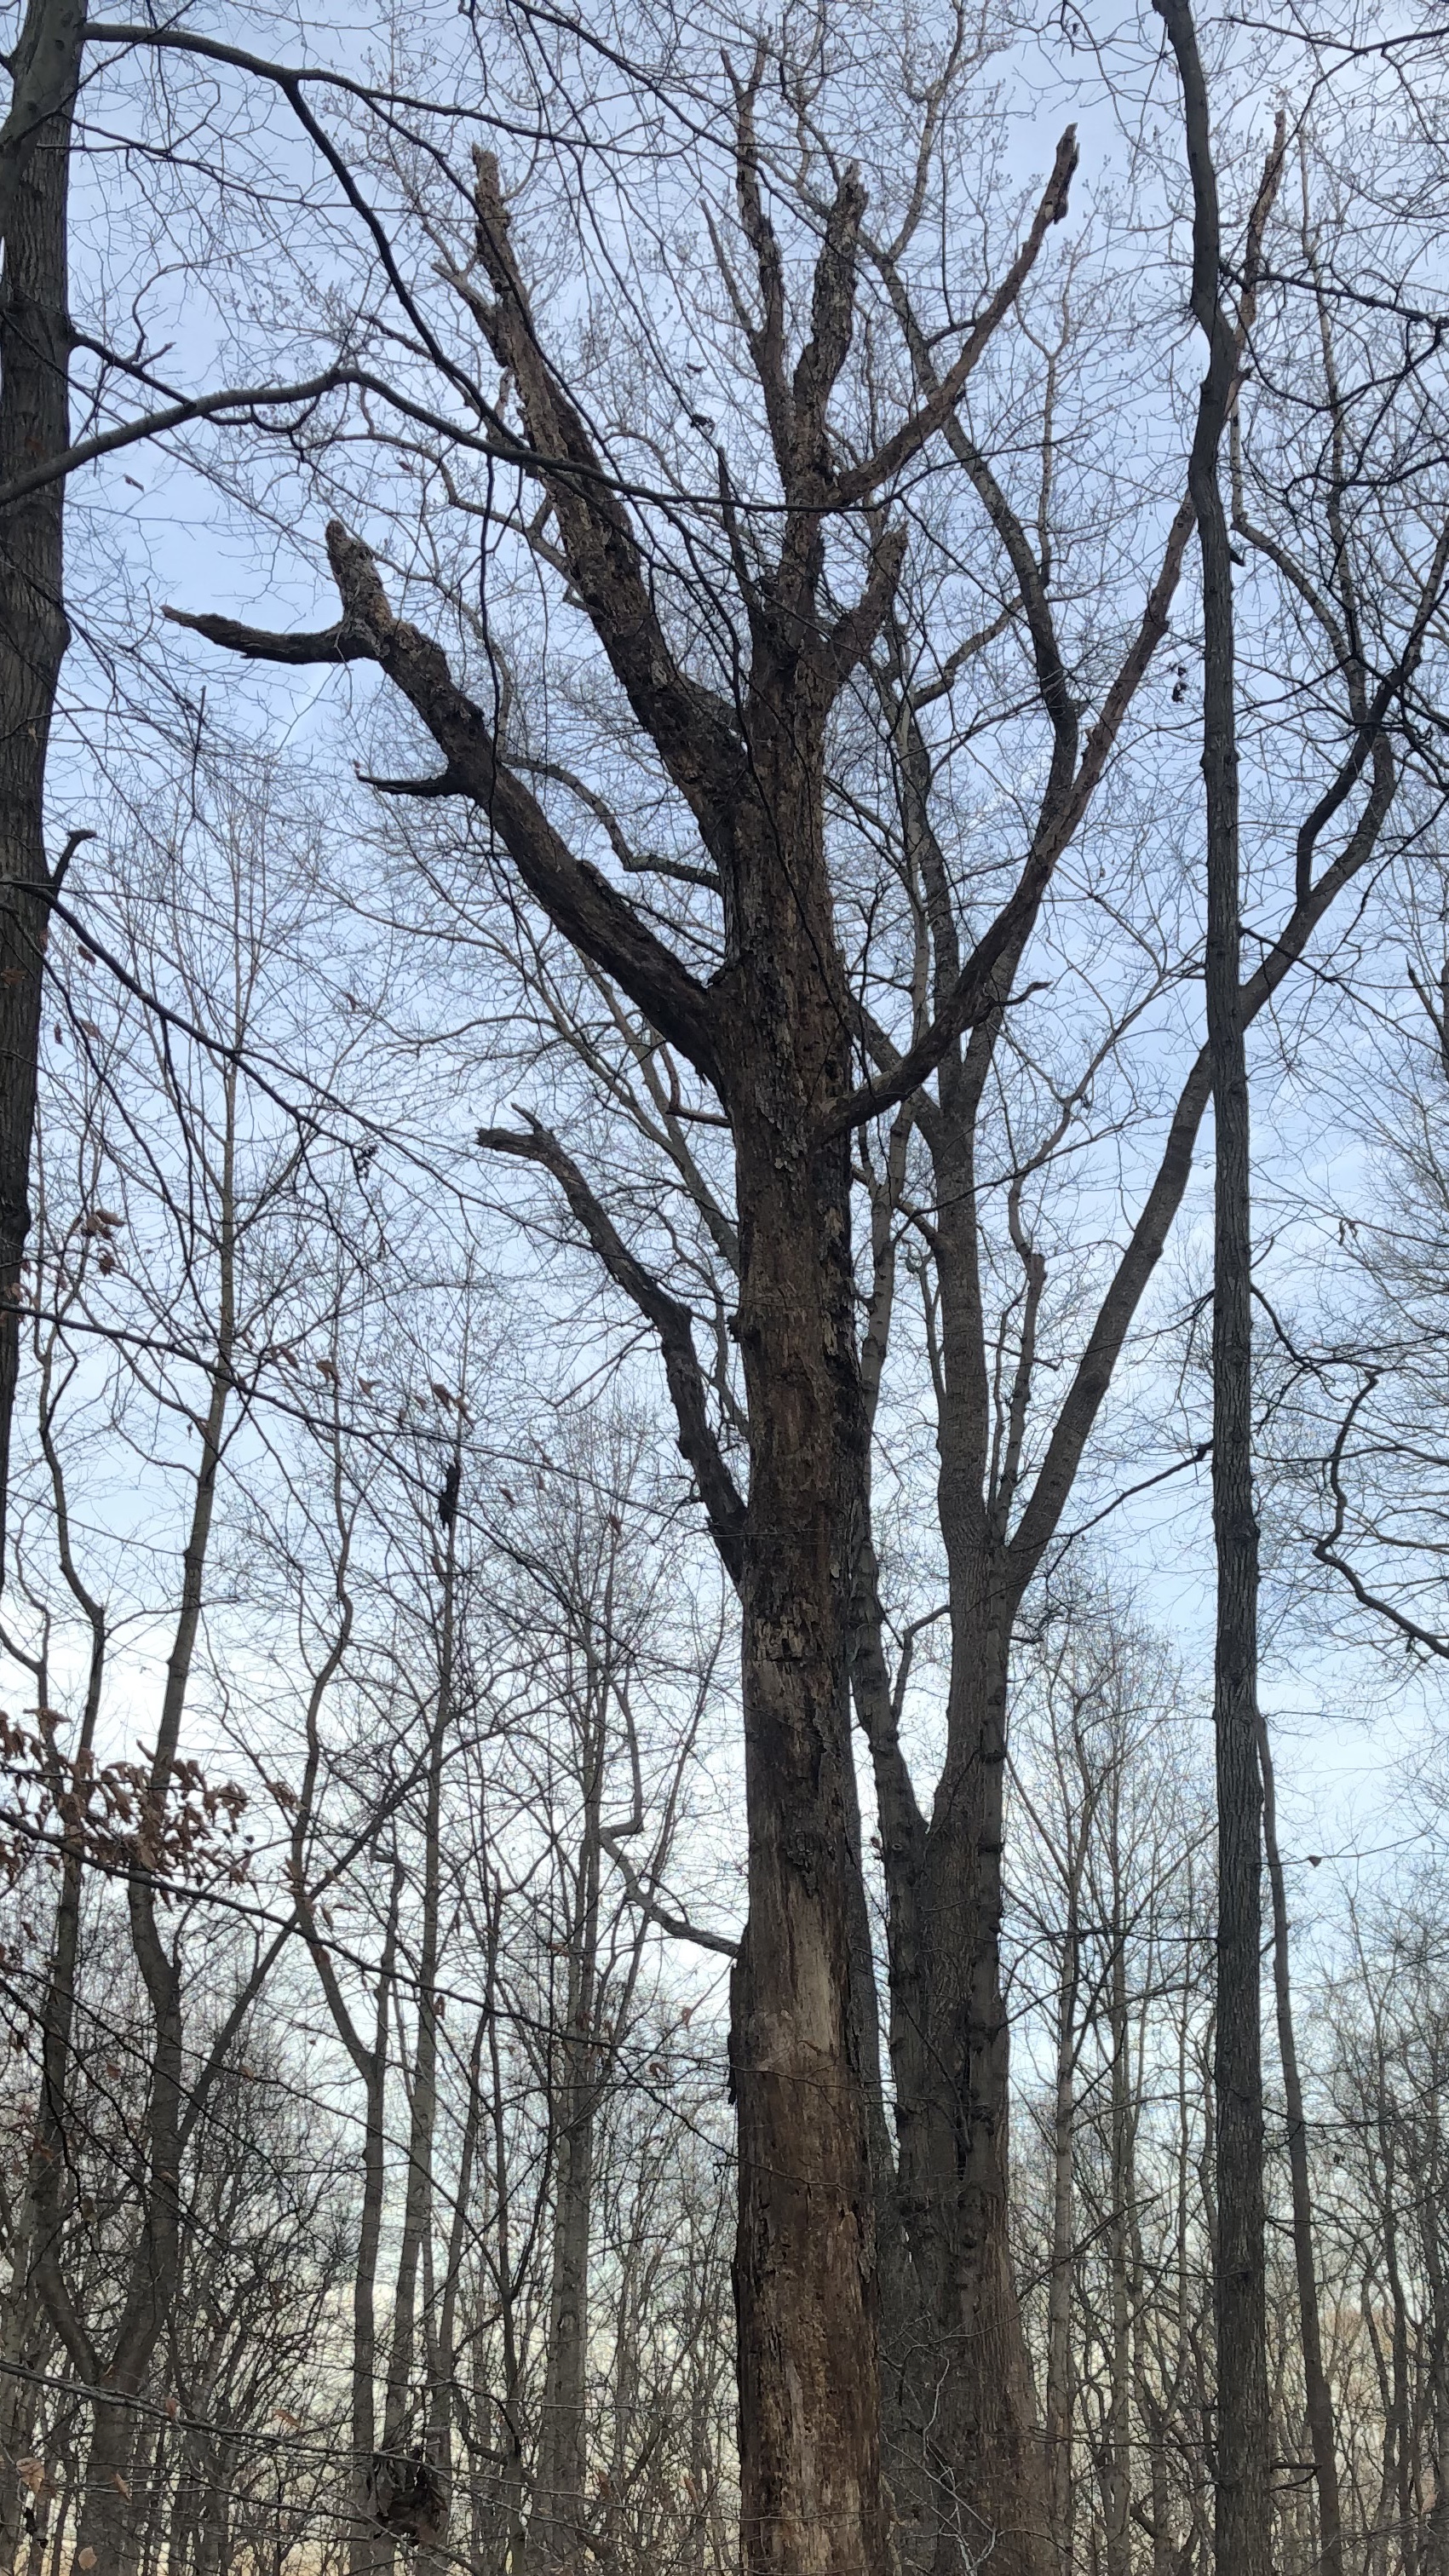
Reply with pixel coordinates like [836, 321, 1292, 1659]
[719, 664, 890, 2576]
[170, 156, 936, 2565]
[865, 666, 1063, 2576]
[905, 1602, 1047, 2576]
[904, 1027, 1050, 2576]
[168, 132, 1138, 2542]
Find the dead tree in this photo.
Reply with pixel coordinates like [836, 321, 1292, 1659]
[166, 95, 1087, 2569]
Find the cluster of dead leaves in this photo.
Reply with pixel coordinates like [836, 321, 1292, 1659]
[0, 1711, 252, 1894]
[13, 2454, 110, 2561]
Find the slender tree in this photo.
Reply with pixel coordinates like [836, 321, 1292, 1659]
[0, 0, 83, 1578]
[1153, 10, 1279, 2567]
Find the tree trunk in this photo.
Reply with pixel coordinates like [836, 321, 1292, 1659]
[0, 2361, 42, 2576]
[0, 0, 78, 1576]
[352, 1908, 396, 2576]
[1104, 1795, 1133, 2576]
[1422, 2148, 1449, 2576]
[846, 1549, 930, 2570]
[722, 681, 888, 2576]
[3, 1547, 104, 2572]
[193, 2435, 233, 2576]
[75, 2393, 145, 2576]
[535, 2039, 594, 2576]
[884, 1602, 1048, 2576]
[873, 1042, 1051, 2576]
[483, 1883, 526, 2576]
[1152, 8, 1274, 2571]
[165, 124, 1080, 2568]
[382, 1474, 453, 2466]
[428, 2009, 485, 2576]
[1258, 1715, 1343, 2576]
[1045, 1859, 1084, 2576]
[1199, 271, 1273, 2576]
[533, 1642, 603, 2576]
[1381, 2121, 1416, 2576]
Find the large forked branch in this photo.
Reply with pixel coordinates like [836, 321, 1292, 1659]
[446, 152, 744, 842]
[164, 525, 722, 1090]
[475, 1116, 747, 1587]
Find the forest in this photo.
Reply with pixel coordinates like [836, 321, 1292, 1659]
[2, 1, 1448, 2573]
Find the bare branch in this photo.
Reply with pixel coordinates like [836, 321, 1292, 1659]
[447, 151, 745, 843]
[475, 1117, 747, 1586]
[834, 127, 1078, 506]
[166, 526, 724, 1087]
[0, 365, 368, 511]
[598, 1826, 739, 1958]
